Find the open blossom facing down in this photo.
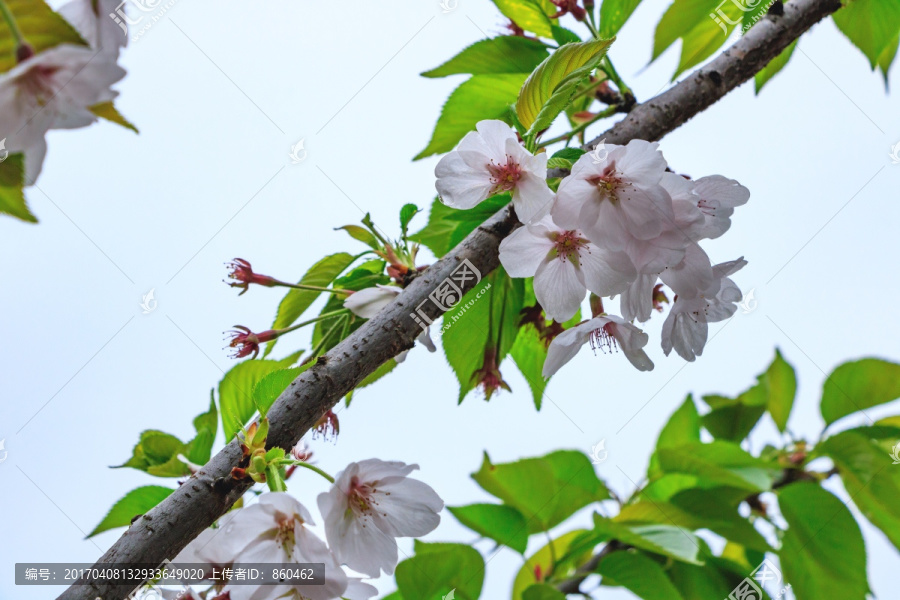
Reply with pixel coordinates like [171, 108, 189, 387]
[543, 315, 654, 377]
[216, 494, 348, 600]
[499, 214, 635, 322]
[318, 459, 443, 577]
[0, 45, 125, 182]
[344, 285, 436, 362]
[662, 257, 746, 361]
[435, 120, 552, 223]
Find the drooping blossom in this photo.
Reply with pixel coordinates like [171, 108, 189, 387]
[312, 409, 339, 440]
[343, 285, 436, 362]
[543, 315, 654, 377]
[552, 139, 675, 251]
[435, 120, 553, 223]
[0, 45, 125, 182]
[59, 0, 128, 56]
[661, 257, 747, 361]
[498, 214, 635, 322]
[317, 459, 443, 577]
[684, 175, 750, 240]
[216, 494, 348, 600]
[226, 259, 280, 295]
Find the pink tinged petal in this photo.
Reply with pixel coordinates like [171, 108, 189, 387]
[435, 152, 493, 209]
[512, 170, 554, 223]
[369, 477, 443, 537]
[551, 177, 595, 230]
[615, 183, 675, 241]
[712, 257, 747, 280]
[344, 285, 400, 319]
[534, 256, 587, 323]
[476, 119, 519, 157]
[542, 326, 592, 378]
[619, 273, 658, 323]
[258, 491, 315, 524]
[660, 244, 714, 298]
[693, 175, 750, 239]
[614, 139, 667, 184]
[580, 245, 636, 298]
[354, 458, 420, 481]
[672, 312, 708, 361]
[345, 578, 379, 600]
[604, 318, 654, 371]
[498, 225, 554, 277]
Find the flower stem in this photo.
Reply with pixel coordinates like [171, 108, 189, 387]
[278, 309, 350, 336]
[537, 105, 619, 148]
[278, 281, 352, 295]
[584, 18, 601, 40]
[601, 57, 634, 100]
[281, 459, 335, 483]
[0, 0, 26, 48]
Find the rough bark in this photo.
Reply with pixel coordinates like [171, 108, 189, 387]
[59, 0, 842, 597]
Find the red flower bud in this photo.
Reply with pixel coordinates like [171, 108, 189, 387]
[226, 326, 279, 359]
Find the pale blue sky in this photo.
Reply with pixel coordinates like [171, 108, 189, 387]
[1, 0, 899, 598]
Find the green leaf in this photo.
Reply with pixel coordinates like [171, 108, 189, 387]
[115, 430, 189, 478]
[513, 530, 590, 600]
[583, 515, 703, 565]
[410, 194, 511, 258]
[821, 358, 900, 425]
[335, 225, 380, 250]
[491, 0, 555, 38]
[90, 101, 139, 133]
[185, 396, 218, 465]
[517, 39, 614, 138]
[877, 32, 899, 82]
[0, 0, 87, 74]
[309, 260, 387, 355]
[472, 450, 609, 533]
[0, 154, 36, 222]
[252, 366, 306, 417]
[399, 203, 420, 237]
[422, 36, 550, 78]
[597, 550, 685, 600]
[649, 395, 701, 477]
[778, 482, 868, 600]
[551, 25, 582, 45]
[88, 486, 173, 537]
[833, 0, 900, 69]
[449, 503, 529, 553]
[700, 349, 797, 439]
[511, 324, 548, 410]
[819, 428, 900, 553]
[656, 441, 776, 492]
[219, 356, 298, 440]
[616, 492, 770, 552]
[442, 269, 522, 402]
[653, 0, 725, 60]
[550, 147, 586, 161]
[522, 584, 566, 600]
[600, 0, 644, 38]
[546, 157, 573, 170]
[265, 252, 356, 356]
[415, 74, 527, 160]
[395, 542, 484, 600]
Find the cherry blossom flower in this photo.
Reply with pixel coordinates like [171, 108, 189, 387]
[317, 459, 443, 577]
[343, 285, 435, 362]
[499, 214, 635, 322]
[0, 45, 125, 182]
[216, 494, 348, 600]
[435, 120, 552, 223]
[59, 0, 127, 56]
[688, 175, 750, 239]
[552, 140, 674, 251]
[543, 315, 654, 377]
[661, 258, 746, 361]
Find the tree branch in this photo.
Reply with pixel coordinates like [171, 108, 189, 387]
[59, 1, 843, 597]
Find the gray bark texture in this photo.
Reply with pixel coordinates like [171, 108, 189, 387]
[59, 0, 843, 597]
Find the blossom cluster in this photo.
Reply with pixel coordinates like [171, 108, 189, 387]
[435, 120, 749, 376]
[176, 458, 443, 600]
[0, 0, 126, 183]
